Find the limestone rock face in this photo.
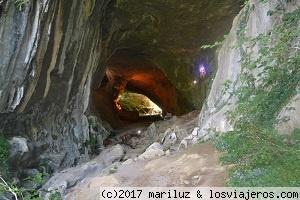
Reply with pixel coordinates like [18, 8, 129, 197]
[276, 93, 300, 134]
[196, 0, 300, 139]
[43, 144, 125, 196]
[0, 0, 243, 177]
[9, 137, 29, 157]
[138, 142, 165, 160]
[0, 0, 115, 175]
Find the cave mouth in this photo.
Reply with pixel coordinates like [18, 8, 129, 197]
[117, 90, 163, 118]
[93, 51, 194, 128]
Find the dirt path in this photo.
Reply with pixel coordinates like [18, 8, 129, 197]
[67, 142, 227, 200]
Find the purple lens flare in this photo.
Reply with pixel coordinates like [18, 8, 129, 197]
[198, 63, 207, 78]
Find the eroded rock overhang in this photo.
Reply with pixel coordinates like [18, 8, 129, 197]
[110, 0, 244, 109]
[93, 0, 244, 125]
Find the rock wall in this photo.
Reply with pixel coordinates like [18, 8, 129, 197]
[3, 0, 296, 180]
[197, 0, 300, 139]
[276, 93, 300, 134]
[0, 0, 115, 175]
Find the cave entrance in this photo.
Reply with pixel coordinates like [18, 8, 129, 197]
[93, 50, 193, 128]
[117, 90, 162, 120]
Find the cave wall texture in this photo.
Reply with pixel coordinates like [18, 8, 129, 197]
[1, 0, 299, 180]
[93, 0, 244, 127]
[0, 0, 116, 174]
[0, 0, 245, 176]
[0, 0, 299, 179]
[197, 0, 300, 139]
[112, 0, 244, 109]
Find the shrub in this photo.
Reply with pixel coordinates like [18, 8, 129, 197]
[214, 2, 300, 187]
[0, 136, 10, 179]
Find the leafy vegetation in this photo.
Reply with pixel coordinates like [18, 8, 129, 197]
[0, 176, 18, 200]
[14, 0, 29, 11]
[118, 91, 148, 112]
[214, 1, 300, 186]
[201, 35, 228, 49]
[0, 136, 61, 199]
[108, 166, 118, 175]
[0, 136, 10, 179]
[118, 91, 161, 114]
[0, 173, 62, 200]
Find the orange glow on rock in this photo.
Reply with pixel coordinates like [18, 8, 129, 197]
[114, 98, 122, 110]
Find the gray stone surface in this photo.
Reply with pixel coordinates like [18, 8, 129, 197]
[0, 0, 114, 176]
[43, 144, 125, 194]
[9, 137, 28, 156]
[276, 93, 300, 134]
[138, 142, 165, 160]
[191, 0, 300, 144]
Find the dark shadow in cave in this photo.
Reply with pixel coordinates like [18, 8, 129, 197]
[93, 50, 194, 128]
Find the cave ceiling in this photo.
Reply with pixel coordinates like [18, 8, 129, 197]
[113, 0, 243, 54]
[96, 0, 243, 123]
[105, 0, 244, 110]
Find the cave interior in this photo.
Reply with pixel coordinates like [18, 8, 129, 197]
[91, 0, 244, 128]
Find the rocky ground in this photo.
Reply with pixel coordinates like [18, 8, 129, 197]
[43, 110, 227, 199]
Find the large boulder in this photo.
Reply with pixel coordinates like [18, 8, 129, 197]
[138, 142, 165, 160]
[43, 144, 125, 196]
